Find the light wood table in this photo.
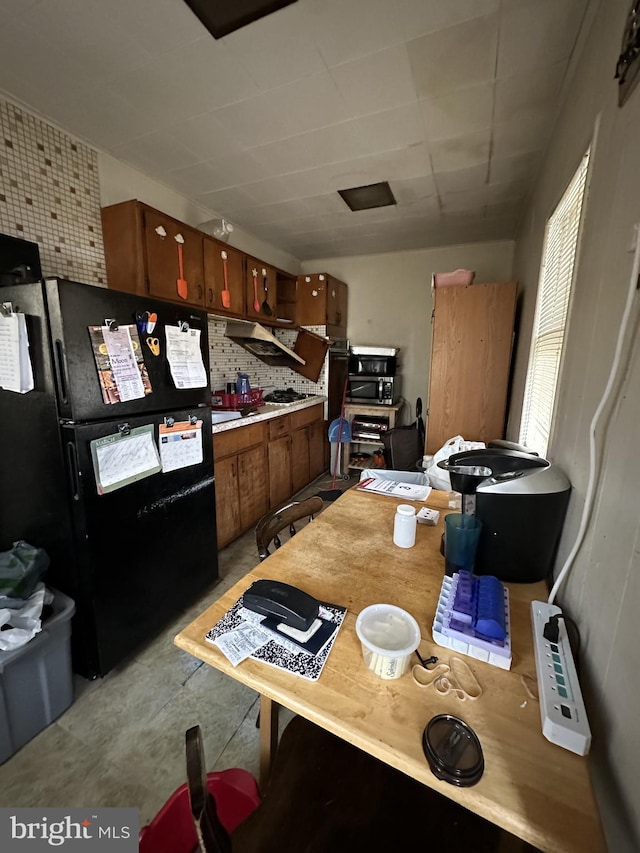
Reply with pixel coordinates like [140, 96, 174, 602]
[175, 488, 606, 853]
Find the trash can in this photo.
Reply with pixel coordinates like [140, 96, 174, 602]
[0, 587, 75, 764]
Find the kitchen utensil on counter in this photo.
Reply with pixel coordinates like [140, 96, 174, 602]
[221, 251, 231, 309]
[261, 268, 272, 316]
[175, 235, 187, 300]
[251, 267, 260, 312]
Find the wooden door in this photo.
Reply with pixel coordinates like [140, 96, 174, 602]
[101, 200, 147, 295]
[308, 419, 327, 479]
[214, 455, 240, 549]
[143, 208, 204, 306]
[204, 238, 245, 315]
[296, 274, 327, 325]
[426, 282, 517, 454]
[291, 427, 310, 494]
[326, 276, 347, 335]
[246, 260, 277, 320]
[268, 435, 292, 508]
[238, 444, 269, 530]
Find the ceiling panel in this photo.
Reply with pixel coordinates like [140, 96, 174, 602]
[0, 0, 590, 260]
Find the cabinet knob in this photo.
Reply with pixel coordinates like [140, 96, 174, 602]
[208, 288, 213, 303]
[198, 284, 203, 299]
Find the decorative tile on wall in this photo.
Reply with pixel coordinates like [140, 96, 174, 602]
[208, 318, 328, 397]
[0, 97, 106, 285]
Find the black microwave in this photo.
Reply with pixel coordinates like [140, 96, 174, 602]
[347, 375, 401, 406]
[348, 353, 398, 376]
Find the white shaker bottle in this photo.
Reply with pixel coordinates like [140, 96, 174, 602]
[393, 504, 417, 548]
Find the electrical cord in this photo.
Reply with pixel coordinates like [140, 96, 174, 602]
[548, 233, 640, 605]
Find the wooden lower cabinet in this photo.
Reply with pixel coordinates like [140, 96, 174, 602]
[268, 435, 292, 508]
[213, 405, 327, 549]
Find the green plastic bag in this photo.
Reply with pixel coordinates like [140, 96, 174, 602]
[0, 540, 49, 609]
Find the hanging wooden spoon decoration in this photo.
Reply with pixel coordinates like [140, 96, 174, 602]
[252, 267, 260, 312]
[175, 233, 188, 300]
[221, 250, 231, 309]
[261, 267, 272, 316]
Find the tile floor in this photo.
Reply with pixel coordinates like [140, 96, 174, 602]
[0, 473, 350, 828]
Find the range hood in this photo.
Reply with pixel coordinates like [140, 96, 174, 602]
[225, 320, 306, 369]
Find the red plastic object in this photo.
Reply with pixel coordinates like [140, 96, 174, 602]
[139, 769, 261, 853]
[211, 388, 263, 410]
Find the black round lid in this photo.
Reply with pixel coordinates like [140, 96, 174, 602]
[422, 714, 484, 787]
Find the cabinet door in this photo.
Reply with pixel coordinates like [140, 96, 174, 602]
[291, 427, 310, 494]
[246, 260, 277, 320]
[238, 444, 269, 530]
[296, 274, 327, 325]
[143, 208, 204, 306]
[426, 282, 517, 453]
[308, 419, 327, 480]
[268, 435, 292, 508]
[327, 277, 348, 336]
[204, 239, 245, 315]
[215, 455, 241, 549]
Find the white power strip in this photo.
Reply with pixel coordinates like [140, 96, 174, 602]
[531, 601, 591, 756]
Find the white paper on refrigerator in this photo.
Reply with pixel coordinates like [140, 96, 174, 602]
[91, 424, 161, 494]
[0, 310, 33, 394]
[102, 325, 146, 402]
[158, 419, 203, 473]
[165, 325, 207, 389]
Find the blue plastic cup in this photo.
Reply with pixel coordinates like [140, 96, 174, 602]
[444, 513, 482, 576]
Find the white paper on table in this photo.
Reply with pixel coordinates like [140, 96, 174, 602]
[102, 325, 146, 401]
[165, 325, 207, 389]
[0, 311, 33, 393]
[158, 419, 203, 473]
[91, 425, 161, 494]
[213, 622, 271, 666]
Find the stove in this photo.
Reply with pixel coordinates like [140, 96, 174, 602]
[263, 389, 312, 406]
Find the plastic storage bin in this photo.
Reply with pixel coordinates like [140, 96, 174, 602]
[0, 587, 75, 764]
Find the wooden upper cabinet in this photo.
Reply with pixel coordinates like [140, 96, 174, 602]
[296, 273, 348, 337]
[101, 200, 205, 307]
[143, 208, 204, 306]
[203, 238, 245, 315]
[245, 259, 277, 321]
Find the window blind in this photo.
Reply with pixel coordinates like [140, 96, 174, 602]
[519, 150, 590, 456]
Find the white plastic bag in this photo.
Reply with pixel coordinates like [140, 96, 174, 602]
[0, 582, 51, 651]
[426, 436, 486, 491]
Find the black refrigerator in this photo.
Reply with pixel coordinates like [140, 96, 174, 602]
[0, 277, 218, 678]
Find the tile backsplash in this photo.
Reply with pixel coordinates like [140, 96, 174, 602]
[208, 319, 327, 397]
[0, 98, 106, 286]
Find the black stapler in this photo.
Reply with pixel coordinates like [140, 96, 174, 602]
[243, 579, 319, 631]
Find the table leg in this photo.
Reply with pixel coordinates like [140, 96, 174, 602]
[259, 694, 280, 792]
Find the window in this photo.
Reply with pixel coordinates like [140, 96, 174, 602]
[519, 149, 590, 456]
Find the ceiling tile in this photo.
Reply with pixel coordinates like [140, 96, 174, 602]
[497, 0, 587, 78]
[398, 0, 499, 40]
[248, 123, 361, 174]
[434, 164, 489, 194]
[491, 114, 552, 161]
[421, 83, 494, 142]
[214, 72, 349, 146]
[488, 150, 542, 185]
[330, 44, 417, 116]
[100, 0, 205, 56]
[495, 60, 568, 124]
[429, 129, 491, 173]
[345, 104, 427, 159]
[221, 3, 325, 90]
[301, 0, 404, 67]
[391, 175, 437, 203]
[176, 113, 247, 163]
[407, 14, 499, 100]
[167, 153, 267, 194]
[112, 132, 203, 175]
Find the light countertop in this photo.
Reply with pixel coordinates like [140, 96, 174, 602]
[211, 395, 327, 434]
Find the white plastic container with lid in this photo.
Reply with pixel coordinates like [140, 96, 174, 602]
[355, 604, 421, 680]
[393, 503, 417, 548]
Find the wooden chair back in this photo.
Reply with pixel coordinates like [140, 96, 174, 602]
[255, 496, 323, 561]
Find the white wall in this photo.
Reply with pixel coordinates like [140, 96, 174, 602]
[302, 241, 515, 424]
[98, 151, 301, 274]
[509, 1, 640, 848]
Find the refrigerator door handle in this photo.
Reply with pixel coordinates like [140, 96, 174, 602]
[54, 339, 69, 405]
[66, 441, 80, 501]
